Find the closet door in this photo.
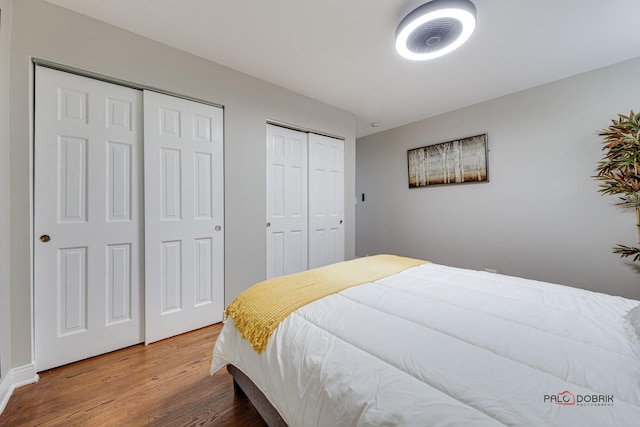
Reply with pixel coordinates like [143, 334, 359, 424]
[34, 66, 143, 371]
[308, 133, 345, 268]
[143, 91, 224, 344]
[266, 125, 308, 279]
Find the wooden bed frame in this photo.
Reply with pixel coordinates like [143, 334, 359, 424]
[227, 365, 288, 427]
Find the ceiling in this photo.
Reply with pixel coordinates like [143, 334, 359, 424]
[44, 0, 640, 138]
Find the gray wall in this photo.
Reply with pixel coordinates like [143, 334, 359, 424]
[7, 0, 355, 370]
[0, 0, 12, 380]
[356, 57, 640, 300]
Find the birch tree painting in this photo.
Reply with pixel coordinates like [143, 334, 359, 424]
[408, 134, 488, 188]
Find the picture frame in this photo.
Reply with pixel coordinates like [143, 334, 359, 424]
[407, 133, 488, 188]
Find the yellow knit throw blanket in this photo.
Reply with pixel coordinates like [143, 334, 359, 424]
[226, 254, 428, 353]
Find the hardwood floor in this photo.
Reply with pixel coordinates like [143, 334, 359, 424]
[0, 323, 267, 426]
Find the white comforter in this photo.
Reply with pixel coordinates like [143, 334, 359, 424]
[211, 263, 640, 426]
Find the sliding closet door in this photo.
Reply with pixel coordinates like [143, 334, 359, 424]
[34, 66, 144, 371]
[308, 133, 344, 269]
[266, 125, 308, 279]
[144, 91, 224, 344]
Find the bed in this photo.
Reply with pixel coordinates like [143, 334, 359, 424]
[211, 255, 640, 426]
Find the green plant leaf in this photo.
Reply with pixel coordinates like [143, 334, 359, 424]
[595, 110, 640, 263]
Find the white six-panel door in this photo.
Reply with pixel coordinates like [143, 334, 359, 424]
[143, 91, 224, 344]
[35, 66, 144, 371]
[266, 125, 308, 279]
[266, 125, 345, 278]
[308, 133, 344, 269]
[35, 68, 225, 370]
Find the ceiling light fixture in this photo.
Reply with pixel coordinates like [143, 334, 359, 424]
[395, 0, 477, 61]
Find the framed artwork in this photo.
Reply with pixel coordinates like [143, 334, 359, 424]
[407, 133, 488, 188]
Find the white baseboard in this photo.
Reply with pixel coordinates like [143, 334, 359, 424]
[0, 364, 39, 415]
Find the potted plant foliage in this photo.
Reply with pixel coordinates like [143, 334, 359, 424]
[594, 111, 640, 262]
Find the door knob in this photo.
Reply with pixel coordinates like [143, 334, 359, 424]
[266, 222, 271, 228]
[215, 225, 221, 231]
[339, 220, 343, 224]
[40, 234, 51, 242]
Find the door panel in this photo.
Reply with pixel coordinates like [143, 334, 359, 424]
[144, 91, 224, 344]
[266, 125, 308, 279]
[35, 66, 143, 371]
[308, 134, 344, 269]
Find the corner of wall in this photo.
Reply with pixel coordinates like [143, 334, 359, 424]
[0, 364, 39, 415]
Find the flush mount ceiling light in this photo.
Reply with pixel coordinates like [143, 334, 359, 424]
[395, 0, 477, 61]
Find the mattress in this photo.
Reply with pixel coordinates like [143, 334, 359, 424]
[211, 262, 640, 426]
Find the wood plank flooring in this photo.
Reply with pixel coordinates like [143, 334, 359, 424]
[0, 323, 267, 426]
